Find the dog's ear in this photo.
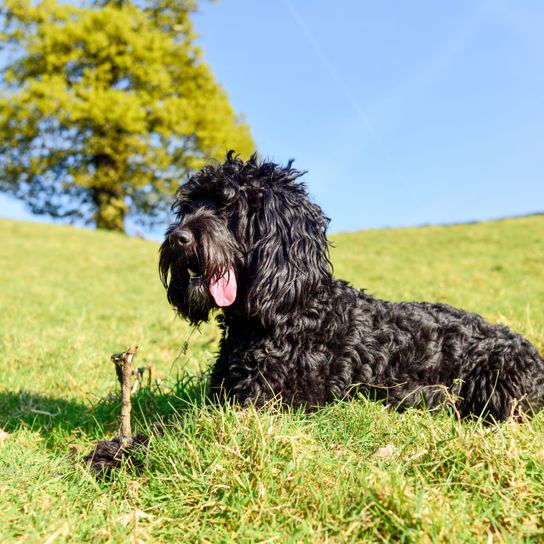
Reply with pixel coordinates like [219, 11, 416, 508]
[243, 181, 332, 323]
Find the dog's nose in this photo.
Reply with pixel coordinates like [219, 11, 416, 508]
[172, 229, 193, 245]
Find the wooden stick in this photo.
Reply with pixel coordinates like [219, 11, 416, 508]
[111, 345, 138, 441]
[130, 365, 153, 393]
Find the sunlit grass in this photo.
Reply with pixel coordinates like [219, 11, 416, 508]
[1, 215, 543, 542]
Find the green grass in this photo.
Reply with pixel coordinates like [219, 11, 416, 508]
[1, 215, 544, 543]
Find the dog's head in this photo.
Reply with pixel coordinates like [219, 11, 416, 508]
[159, 152, 332, 326]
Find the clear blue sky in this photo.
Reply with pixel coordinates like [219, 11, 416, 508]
[1, 0, 543, 237]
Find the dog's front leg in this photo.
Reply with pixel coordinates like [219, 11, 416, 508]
[209, 352, 278, 408]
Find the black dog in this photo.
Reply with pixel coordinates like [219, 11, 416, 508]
[159, 152, 544, 421]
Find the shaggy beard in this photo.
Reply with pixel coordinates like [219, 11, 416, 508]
[187, 278, 214, 324]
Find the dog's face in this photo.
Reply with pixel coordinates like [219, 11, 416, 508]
[159, 152, 332, 326]
[159, 193, 242, 325]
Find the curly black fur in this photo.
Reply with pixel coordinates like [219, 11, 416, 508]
[159, 152, 544, 421]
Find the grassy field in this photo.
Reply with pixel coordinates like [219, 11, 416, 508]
[1, 215, 544, 543]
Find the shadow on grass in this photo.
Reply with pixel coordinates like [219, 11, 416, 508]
[0, 371, 209, 438]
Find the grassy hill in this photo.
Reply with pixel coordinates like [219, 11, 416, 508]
[1, 216, 543, 542]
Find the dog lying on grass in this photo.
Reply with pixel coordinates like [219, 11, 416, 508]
[159, 152, 544, 421]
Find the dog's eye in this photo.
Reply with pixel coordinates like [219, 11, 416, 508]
[195, 200, 219, 213]
[176, 199, 220, 220]
[175, 208, 187, 221]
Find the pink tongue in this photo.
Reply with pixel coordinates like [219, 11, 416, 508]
[209, 268, 237, 307]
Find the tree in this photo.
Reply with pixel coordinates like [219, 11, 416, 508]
[0, 0, 255, 232]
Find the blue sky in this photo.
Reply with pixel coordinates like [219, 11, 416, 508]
[1, 0, 543, 237]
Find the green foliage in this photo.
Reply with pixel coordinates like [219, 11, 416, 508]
[0, 0, 255, 232]
[1, 215, 543, 541]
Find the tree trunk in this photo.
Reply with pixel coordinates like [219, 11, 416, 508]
[92, 185, 127, 233]
[91, 153, 127, 232]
